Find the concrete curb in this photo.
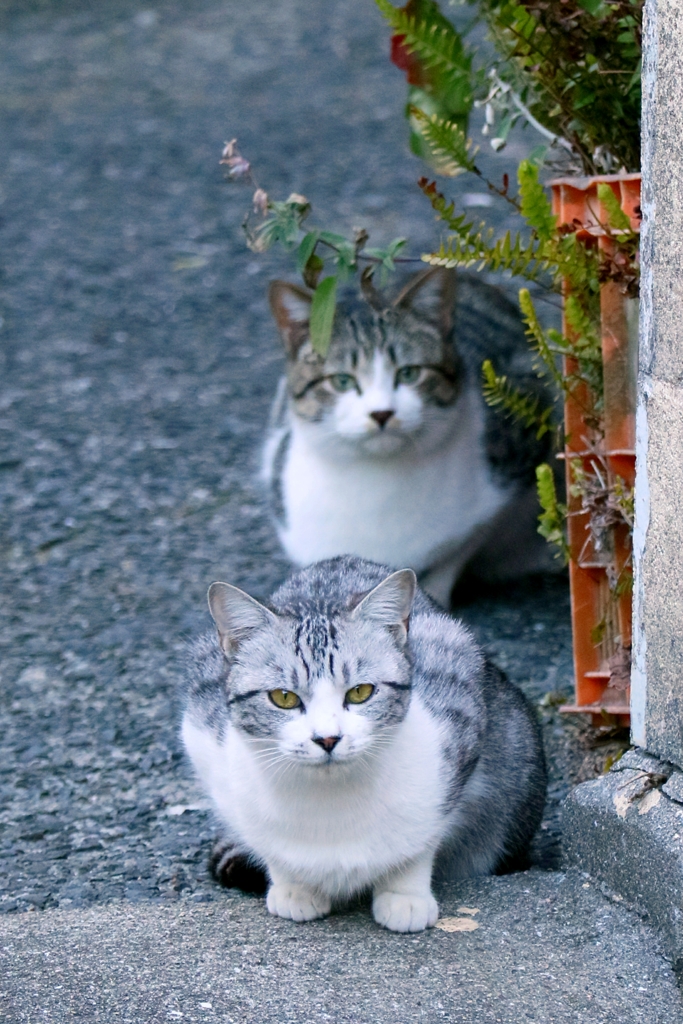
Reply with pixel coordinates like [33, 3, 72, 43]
[564, 748, 683, 968]
[2, 869, 682, 1023]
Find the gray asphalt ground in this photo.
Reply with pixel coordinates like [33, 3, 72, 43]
[1, 873, 679, 1024]
[0, 0, 681, 1020]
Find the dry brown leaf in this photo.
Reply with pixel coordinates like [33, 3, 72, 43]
[435, 916, 480, 933]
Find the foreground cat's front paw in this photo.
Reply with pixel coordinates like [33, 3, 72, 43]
[266, 883, 331, 923]
[372, 891, 439, 933]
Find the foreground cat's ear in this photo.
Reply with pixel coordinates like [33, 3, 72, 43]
[269, 281, 313, 358]
[351, 569, 417, 645]
[393, 267, 457, 337]
[208, 582, 276, 657]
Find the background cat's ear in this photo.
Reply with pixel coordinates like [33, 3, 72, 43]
[269, 281, 313, 358]
[351, 569, 417, 644]
[393, 267, 457, 337]
[208, 582, 276, 657]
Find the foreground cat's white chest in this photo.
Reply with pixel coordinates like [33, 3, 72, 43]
[275, 390, 509, 574]
[182, 699, 449, 894]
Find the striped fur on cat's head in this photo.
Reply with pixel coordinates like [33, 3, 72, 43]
[269, 269, 464, 456]
[206, 568, 417, 766]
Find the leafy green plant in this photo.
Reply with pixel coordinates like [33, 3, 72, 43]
[381, 0, 642, 173]
[471, 0, 642, 174]
[380, 0, 642, 599]
[417, 160, 612, 441]
[255, 209, 411, 355]
[226, 140, 415, 354]
[223, 0, 641, 573]
[482, 359, 554, 439]
[376, 0, 480, 164]
[536, 462, 569, 561]
[378, 0, 641, 374]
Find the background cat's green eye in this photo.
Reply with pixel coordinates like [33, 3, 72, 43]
[269, 689, 302, 710]
[329, 373, 358, 393]
[395, 365, 422, 386]
[345, 684, 375, 705]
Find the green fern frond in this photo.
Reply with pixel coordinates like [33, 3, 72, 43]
[417, 178, 483, 235]
[410, 107, 477, 175]
[423, 230, 546, 280]
[564, 295, 602, 359]
[596, 182, 632, 232]
[561, 293, 604, 397]
[517, 160, 557, 243]
[518, 288, 567, 391]
[536, 462, 569, 562]
[486, 231, 545, 279]
[554, 231, 601, 294]
[482, 360, 554, 439]
[417, 178, 549, 278]
[564, 293, 596, 341]
[375, 0, 472, 83]
[421, 237, 487, 270]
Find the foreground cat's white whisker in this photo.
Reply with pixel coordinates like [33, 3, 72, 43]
[268, 759, 298, 786]
[248, 750, 289, 767]
[248, 743, 280, 757]
[182, 556, 547, 933]
[250, 750, 290, 769]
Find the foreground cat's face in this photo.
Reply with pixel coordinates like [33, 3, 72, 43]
[208, 570, 416, 767]
[230, 627, 410, 765]
[270, 278, 462, 456]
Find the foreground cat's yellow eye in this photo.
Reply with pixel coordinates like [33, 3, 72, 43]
[345, 684, 375, 705]
[269, 689, 302, 710]
[395, 365, 421, 386]
[329, 373, 358, 393]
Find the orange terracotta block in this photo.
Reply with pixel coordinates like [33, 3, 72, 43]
[551, 174, 640, 726]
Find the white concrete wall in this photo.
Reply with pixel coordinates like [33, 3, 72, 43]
[632, 0, 683, 763]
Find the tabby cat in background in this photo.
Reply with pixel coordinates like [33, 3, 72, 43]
[182, 556, 547, 932]
[263, 269, 556, 606]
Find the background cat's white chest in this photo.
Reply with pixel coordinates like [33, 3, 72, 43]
[278, 392, 509, 574]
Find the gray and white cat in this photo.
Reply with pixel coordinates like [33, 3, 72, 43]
[182, 556, 547, 932]
[263, 269, 557, 606]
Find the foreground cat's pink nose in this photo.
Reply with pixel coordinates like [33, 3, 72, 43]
[370, 410, 394, 428]
[313, 735, 341, 753]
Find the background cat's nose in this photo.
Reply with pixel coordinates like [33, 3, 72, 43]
[370, 410, 394, 428]
[313, 735, 341, 753]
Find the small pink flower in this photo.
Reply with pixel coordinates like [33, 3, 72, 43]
[219, 139, 251, 178]
[225, 157, 250, 178]
[253, 188, 269, 215]
[220, 139, 238, 160]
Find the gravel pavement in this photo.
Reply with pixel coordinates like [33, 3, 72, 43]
[0, 0, 681, 1019]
